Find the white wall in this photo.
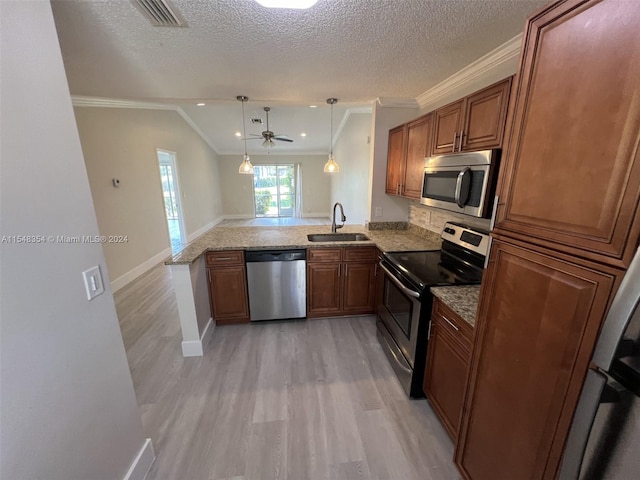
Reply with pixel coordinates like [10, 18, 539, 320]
[74, 107, 224, 289]
[218, 154, 331, 218]
[330, 113, 373, 225]
[368, 104, 420, 223]
[0, 2, 150, 479]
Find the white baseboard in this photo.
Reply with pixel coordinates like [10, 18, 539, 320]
[303, 212, 330, 218]
[181, 317, 214, 357]
[111, 247, 173, 293]
[223, 214, 255, 220]
[122, 438, 155, 480]
[186, 217, 223, 243]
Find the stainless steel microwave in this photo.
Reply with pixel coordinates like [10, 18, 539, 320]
[420, 149, 499, 218]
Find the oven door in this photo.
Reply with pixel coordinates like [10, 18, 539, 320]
[420, 164, 490, 217]
[377, 262, 422, 368]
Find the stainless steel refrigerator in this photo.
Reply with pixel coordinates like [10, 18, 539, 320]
[561, 248, 640, 479]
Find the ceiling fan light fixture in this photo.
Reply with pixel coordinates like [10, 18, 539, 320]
[237, 95, 254, 175]
[325, 97, 339, 174]
[254, 0, 318, 9]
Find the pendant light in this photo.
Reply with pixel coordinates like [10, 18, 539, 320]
[237, 95, 254, 174]
[324, 98, 339, 173]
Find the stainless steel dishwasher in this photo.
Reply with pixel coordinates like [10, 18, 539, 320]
[245, 249, 306, 321]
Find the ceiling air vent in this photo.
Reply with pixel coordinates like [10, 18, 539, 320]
[251, 118, 264, 125]
[132, 0, 185, 27]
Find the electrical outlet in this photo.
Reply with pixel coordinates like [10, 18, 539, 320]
[82, 266, 104, 301]
[375, 207, 383, 217]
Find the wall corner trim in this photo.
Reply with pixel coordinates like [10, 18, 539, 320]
[181, 318, 214, 357]
[415, 33, 522, 109]
[122, 438, 155, 480]
[110, 247, 173, 293]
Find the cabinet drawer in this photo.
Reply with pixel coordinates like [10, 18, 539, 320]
[307, 248, 342, 263]
[206, 250, 244, 267]
[433, 300, 473, 350]
[343, 246, 378, 262]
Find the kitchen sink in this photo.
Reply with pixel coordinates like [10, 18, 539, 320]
[307, 233, 370, 242]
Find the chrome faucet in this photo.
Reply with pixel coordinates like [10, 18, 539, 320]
[331, 202, 346, 233]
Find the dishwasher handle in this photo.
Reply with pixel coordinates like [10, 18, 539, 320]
[245, 249, 306, 262]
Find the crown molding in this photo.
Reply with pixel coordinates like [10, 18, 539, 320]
[375, 97, 419, 108]
[416, 34, 522, 109]
[71, 96, 219, 153]
[334, 106, 373, 147]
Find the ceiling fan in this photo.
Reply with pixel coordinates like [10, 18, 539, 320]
[246, 107, 293, 148]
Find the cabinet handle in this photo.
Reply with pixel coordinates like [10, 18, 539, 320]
[452, 132, 457, 152]
[441, 315, 460, 331]
[338, 264, 341, 277]
[397, 183, 401, 195]
[458, 130, 464, 151]
[216, 257, 232, 261]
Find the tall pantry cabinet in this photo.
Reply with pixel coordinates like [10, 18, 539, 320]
[454, 1, 640, 479]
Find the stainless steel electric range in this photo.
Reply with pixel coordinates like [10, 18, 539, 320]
[377, 222, 490, 398]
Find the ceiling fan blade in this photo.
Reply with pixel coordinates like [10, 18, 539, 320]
[274, 137, 294, 143]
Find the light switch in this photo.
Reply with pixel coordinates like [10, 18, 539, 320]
[82, 266, 104, 301]
[375, 207, 383, 217]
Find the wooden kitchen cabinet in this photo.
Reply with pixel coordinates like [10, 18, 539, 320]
[431, 78, 511, 155]
[455, 2, 640, 479]
[386, 114, 433, 199]
[385, 125, 407, 196]
[423, 298, 473, 441]
[307, 246, 378, 318]
[455, 238, 620, 480]
[493, 0, 640, 269]
[206, 250, 249, 325]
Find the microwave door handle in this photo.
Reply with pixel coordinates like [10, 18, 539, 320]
[455, 167, 472, 208]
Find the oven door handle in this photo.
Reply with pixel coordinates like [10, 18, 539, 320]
[455, 167, 472, 208]
[380, 263, 421, 299]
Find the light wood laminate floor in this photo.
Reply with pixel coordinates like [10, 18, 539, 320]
[115, 264, 460, 480]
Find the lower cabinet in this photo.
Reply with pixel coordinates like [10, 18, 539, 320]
[307, 246, 378, 318]
[206, 250, 250, 325]
[423, 298, 473, 441]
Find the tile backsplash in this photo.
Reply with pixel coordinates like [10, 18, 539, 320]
[409, 203, 491, 234]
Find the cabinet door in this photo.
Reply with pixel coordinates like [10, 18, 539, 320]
[423, 320, 469, 441]
[403, 114, 433, 199]
[495, 0, 640, 268]
[431, 100, 463, 155]
[455, 239, 619, 480]
[461, 78, 511, 151]
[385, 125, 407, 195]
[342, 262, 376, 315]
[209, 266, 249, 324]
[307, 263, 341, 317]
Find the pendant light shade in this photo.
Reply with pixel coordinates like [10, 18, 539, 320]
[324, 98, 339, 173]
[237, 95, 254, 175]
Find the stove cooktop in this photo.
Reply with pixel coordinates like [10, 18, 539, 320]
[383, 250, 483, 292]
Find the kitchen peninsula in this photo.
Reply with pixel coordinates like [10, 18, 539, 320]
[166, 224, 442, 356]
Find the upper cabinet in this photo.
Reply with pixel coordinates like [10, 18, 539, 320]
[494, 0, 640, 268]
[432, 78, 512, 155]
[386, 113, 433, 199]
[386, 78, 511, 200]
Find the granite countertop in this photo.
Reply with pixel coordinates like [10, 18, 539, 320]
[165, 224, 442, 265]
[430, 285, 481, 327]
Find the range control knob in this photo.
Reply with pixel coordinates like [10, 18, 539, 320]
[444, 227, 456, 235]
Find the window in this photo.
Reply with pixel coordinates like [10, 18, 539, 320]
[253, 165, 295, 217]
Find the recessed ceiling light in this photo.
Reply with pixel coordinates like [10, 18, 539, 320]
[196, 102, 205, 106]
[235, 132, 242, 137]
[309, 105, 317, 108]
[255, 0, 318, 9]
[301, 133, 307, 137]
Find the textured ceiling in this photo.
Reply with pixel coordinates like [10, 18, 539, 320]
[52, 0, 547, 154]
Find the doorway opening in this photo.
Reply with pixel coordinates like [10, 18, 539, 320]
[157, 149, 186, 252]
[253, 164, 295, 217]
